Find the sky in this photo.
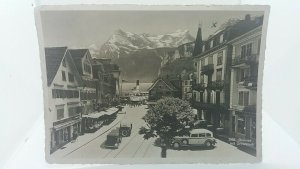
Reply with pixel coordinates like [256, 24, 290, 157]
[41, 10, 264, 48]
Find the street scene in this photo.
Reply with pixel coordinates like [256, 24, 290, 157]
[51, 105, 255, 161]
[40, 8, 266, 162]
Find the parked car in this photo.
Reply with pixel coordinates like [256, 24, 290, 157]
[119, 123, 132, 137]
[171, 129, 216, 149]
[104, 129, 122, 148]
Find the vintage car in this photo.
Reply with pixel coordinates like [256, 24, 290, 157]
[172, 129, 216, 149]
[104, 129, 122, 148]
[119, 122, 132, 137]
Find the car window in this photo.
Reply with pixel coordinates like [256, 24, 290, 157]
[206, 133, 212, 137]
[191, 134, 198, 137]
[199, 133, 206, 137]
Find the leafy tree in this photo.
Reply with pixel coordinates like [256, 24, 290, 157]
[139, 97, 194, 158]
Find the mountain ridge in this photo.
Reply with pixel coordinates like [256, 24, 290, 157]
[88, 29, 195, 82]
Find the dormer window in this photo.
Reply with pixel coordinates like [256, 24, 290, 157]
[84, 62, 91, 74]
[210, 41, 214, 48]
[68, 73, 74, 82]
[62, 71, 66, 81]
[220, 34, 224, 43]
[202, 45, 205, 52]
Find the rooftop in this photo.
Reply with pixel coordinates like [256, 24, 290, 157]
[45, 47, 68, 86]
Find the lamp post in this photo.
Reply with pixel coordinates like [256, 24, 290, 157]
[111, 67, 121, 102]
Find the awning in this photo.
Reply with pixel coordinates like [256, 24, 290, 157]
[82, 107, 119, 118]
[102, 107, 119, 115]
[82, 112, 104, 119]
[53, 119, 81, 130]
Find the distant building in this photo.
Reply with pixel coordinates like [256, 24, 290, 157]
[45, 47, 82, 153]
[181, 73, 194, 101]
[92, 58, 121, 107]
[148, 78, 181, 101]
[178, 41, 195, 58]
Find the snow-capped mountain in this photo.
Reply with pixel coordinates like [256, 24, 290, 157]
[98, 29, 195, 58]
[88, 29, 195, 82]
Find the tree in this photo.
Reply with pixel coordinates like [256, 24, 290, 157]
[139, 97, 194, 158]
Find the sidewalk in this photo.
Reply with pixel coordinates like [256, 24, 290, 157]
[50, 111, 126, 158]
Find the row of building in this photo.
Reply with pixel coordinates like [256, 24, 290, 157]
[147, 14, 263, 152]
[192, 14, 262, 152]
[45, 47, 121, 153]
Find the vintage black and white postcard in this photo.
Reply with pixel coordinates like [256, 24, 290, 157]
[35, 5, 269, 164]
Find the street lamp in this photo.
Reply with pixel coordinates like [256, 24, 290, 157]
[111, 66, 121, 101]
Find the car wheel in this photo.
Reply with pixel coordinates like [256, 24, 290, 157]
[182, 139, 188, 145]
[205, 141, 212, 148]
[121, 130, 129, 137]
[173, 142, 180, 149]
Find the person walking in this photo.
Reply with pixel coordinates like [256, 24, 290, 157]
[72, 131, 78, 142]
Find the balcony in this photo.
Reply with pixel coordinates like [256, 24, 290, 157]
[244, 105, 256, 112]
[240, 76, 257, 89]
[201, 64, 214, 74]
[232, 54, 257, 67]
[235, 105, 256, 117]
[192, 82, 206, 91]
[207, 80, 225, 90]
[192, 101, 228, 112]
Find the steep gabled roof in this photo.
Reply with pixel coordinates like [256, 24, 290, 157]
[45, 47, 83, 86]
[45, 47, 68, 86]
[148, 78, 179, 91]
[68, 49, 90, 75]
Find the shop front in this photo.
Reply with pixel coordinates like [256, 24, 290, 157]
[50, 115, 81, 153]
[234, 109, 256, 150]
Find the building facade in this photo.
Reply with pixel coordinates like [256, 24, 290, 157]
[69, 49, 98, 115]
[92, 58, 121, 108]
[148, 78, 181, 101]
[229, 26, 262, 150]
[181, 72, 194, 101]
[192, 27, 232, 132]
[192, 15, 263, 135]
[45, 47, 83, 153]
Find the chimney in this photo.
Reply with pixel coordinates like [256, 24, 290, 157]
[136, 80, 140, 91]
[192, 24, 203, 57]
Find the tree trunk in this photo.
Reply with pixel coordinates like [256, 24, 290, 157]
[161, 146, 167, 158]
[160, 137, 169, 158]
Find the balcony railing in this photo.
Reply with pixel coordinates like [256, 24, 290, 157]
[240, 76, 257, 89]
[232, 54, 257, 67]
[201, 64, 214, 74]
[235, 105, 256, 116]
[207, 80, 225, 90]
[192, 101, 228, 112]
[192, 82, 206, 91]
[244, 105, 256, 113]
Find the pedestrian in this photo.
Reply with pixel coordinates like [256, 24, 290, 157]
[73, 131, 78, 142]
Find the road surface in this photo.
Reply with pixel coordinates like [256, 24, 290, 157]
[60, 105, 256, 161]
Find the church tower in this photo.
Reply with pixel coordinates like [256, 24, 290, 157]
[192, 24, 203, 57]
